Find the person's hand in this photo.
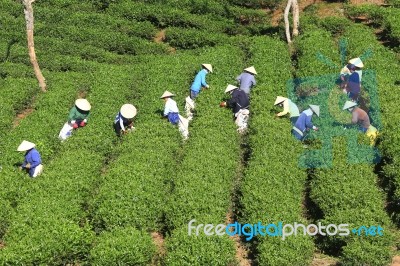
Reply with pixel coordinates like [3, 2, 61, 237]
[206, 85, 210, 89]
[25, 163, 31, 169]
[80, 121, 86, 127]
[18, 166, 23, 171]
[73, 123, 79, 129]
[220, 102, 227, 107]
[314, 127, 319, 131]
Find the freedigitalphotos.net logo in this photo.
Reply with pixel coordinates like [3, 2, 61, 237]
[188, 219, 384, 241]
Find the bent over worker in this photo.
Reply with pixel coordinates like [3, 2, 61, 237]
[59, 98, 92, 140]
[236, 66, 257, 96]
[274, 96, 300, 124]
[17, 140, 43, 178]
[292, 105, 320, 141]
[190, 64, 212, 99]
[160, 91, 189, 140]
[220, 85, 250, 133]
[340, 57, 364, 83]
[114, 104, 137, 136]
[342, 101, 378, 145]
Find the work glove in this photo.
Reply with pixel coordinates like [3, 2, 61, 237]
[205, 85, 210, 89]
[25, 163, 31, 169]
[80, 121, 86, 127]
[313, 127, 319, 131]
[220, 101, 227, 107]
[73, 123, 79, 129]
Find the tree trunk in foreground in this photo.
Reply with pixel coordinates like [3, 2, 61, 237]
[23, 0, 46, 92]
[284, 0, 293, 43]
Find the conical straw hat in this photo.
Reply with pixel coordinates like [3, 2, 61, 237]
[160, 91, 175, 99]
[225, 84, 238, 93]
[120, 104, 137, 119]
[244, 66, 257, 75]
[202, 64, 213, 73]
[309, 104, 320, 117]
[17, 140, 35, 152]
[342, 101, 357, 110]
[75, 99, 91, 111]
[349, 58, 364, 68]
[274, 96, 287, 105]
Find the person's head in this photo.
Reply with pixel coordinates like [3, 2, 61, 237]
[274, 96, 287, 107]
[342, 101, 357, 113]
[309, 105, 320, 117]
[225, 84, 238, 95]
[17, 140, 36, 153]
[120, 104, 137, 120]
[201, 64, 213, 73]
[160, 91, 175, 102]
[75, 98, 91, 113]
[348, 64, 356, 72]
[244, 66, 257, 76]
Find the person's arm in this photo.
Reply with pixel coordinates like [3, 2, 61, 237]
[84, 111, 90, 123]
[305, 115, 314, 130]
[236, 74, 242, 84]
[68, 107, 76, 123]
[163, 101, 170, 116]
[120, 117, 126, 132]
[201, 71, 209, 88]
[351, 111, 358, 125]
[252, 76, 256, 86]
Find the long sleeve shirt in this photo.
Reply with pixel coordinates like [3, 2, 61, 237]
[294, 108, 316, 132]
[277, 99, 300, 118]
[114, 112, 132, 131]
[164, 98, 179, 116]
[340, 64, 363, 81]
[236, 72, 256, 94]
[227, 90, 249, 114]
[68, 106, 90, 123]
[22, 148, 42, 177]
[190, 69, 208, 92]
[351, 107, 370, 129]
[347, 72, 361, 95]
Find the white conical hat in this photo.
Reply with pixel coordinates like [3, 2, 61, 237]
[309, 105, 320, 117]
[349, 58, 364, 68]
[160, 91, 175, 99]
[202, 64, 213, 73]
[274, 96, 287, 105]
[343, 101, 357, 110]
[75, 99, 91, 111]
[120, 104, 137, 119]
[225, 84, 238, 93]
[17, 140, 35, 152]
[244, 66, 257, 75]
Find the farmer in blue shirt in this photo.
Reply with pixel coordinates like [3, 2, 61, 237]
[292, 105, 320, 141]
[114, 104, 137, 136]
[190, 64, 212, 99]
[17, 140, 43, 178]
[236, 66, 257, 96]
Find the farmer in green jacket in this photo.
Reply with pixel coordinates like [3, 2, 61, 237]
[59, 98, 91, 140]
[68, 98, 91, 128]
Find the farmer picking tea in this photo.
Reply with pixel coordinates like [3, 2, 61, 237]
[274, 96, 300, 125]
[220, 84, 250, 133]
[342, 101, 378, 145]
[17, 140, 43, 178]
[292, 104, 320, 141]
[59, 98, 91, 141]
[114, 104, 137, 136]
[160, 91, 189, 140]
[190, 63, 212, 99]
[236, 66, 257, 96]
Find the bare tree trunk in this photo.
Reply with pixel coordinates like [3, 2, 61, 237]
[23, 0, 46, 92]
[284, 0, 293, 43]
[292, 0, 299, 37]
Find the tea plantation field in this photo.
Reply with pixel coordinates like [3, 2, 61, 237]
[1, 0, 400, 265]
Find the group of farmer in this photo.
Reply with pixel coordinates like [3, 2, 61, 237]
[274, 57, 378, 144]
[16, 58, 377, 178]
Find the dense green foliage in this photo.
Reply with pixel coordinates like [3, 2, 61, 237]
[1, 0, 399, 264]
